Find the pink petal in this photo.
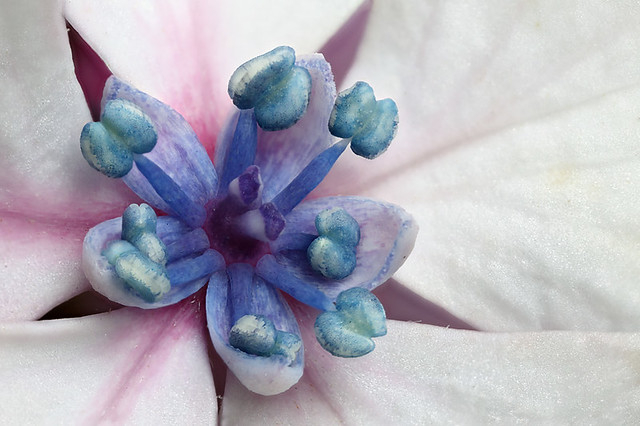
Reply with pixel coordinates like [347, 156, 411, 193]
[0, 298, 217, 423]
[222, 305, 640, 424]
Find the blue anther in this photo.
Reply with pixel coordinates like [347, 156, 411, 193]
[270, 139, 349, 215]
[121, 204, 167, 265]
[229, 314, 277, 357]
[227, 46, 311, 131]
[328, 82, 376, 138]
[219, 110, 258, 191]
[314, 287, 387, 358]
[80, 122, 133, 178]
[103, 240, 171, 303]
[228, 46, 296, 110]
[307, 208, 360, 280]
[254, 65, 312, 131]
[101, 99, 157, 154]
[307, 236, 357, 280]
[80, 100, 157, 178]
[229, 314, 302, 361]
[328, 82, 399, 159]
[134, 155, 207, 228]
[351, 99, 399, 160]
[315, 208, 361, 247]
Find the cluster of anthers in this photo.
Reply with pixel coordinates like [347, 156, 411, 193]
[80, 46, 417, 395]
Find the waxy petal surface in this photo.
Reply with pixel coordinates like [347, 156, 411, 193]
[0, 301, 217, 424]
[223, 312, 640, 424]
[0, 0, 136, 321]
[364, 86, 640, 332]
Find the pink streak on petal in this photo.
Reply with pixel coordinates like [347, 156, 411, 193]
[84, 293, 210, 424]
[64, 1, 231, 158]
[319, 0, 373, 88]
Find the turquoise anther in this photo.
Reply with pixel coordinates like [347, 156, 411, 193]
[314, 287, 386, 358]
[101, 99, 157, 154]
[80, 122, 133, 178]
[103, 204, 170, 302]
[315, 207, 360, 247]
[229, 314, 302, 361]
[227, 46, 312, 131]
[80, 99, 157, 178]
[103, 240, 171, 303]
[307, 208, 360, 280]
[121, 204, 167, 266]
[328, 82, 399, 159]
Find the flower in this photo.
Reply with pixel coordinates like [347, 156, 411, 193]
[1, 1, 640, 424]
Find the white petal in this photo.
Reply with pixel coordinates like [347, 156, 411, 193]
[321, 2, 640, 194]
[0, 0, 136, 321]
[223, 318, 640, 424]
[364, 87, 640, 331]
[0, 301, 217, 424]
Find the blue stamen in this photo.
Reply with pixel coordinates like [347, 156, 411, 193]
[80, 99, 157, 178]
[229, 314, 302, 361]
[228, 46, 311, 131]
[307, 208, 360, 280]
[255, 255, 335, 311]
[166, 249, 225, 287]
[133, 155, 207, 228]
[121, 204, 167, 265]
[329, 82, 399, 159]
[218, 110, 258, 192]
[270, 139, 349, 215]
[103, 240, 170, 303]
[165, 228, 211, 263]
[314, 287, 387, 358]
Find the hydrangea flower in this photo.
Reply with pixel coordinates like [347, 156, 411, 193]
[1, 1, 640, 424]
[78, 42, 416, 395]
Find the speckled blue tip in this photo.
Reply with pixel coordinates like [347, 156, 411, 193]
[80, 99, 157, 178]
[228, 46, 312, 131]
[308, 208, 360, 280]
[103, 204, 170, 302]
[328, 81, 399, 159]
[230, 314, 301, 362]
[314, 287, 387, 358]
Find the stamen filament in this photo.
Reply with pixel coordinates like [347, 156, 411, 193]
[134, 155, 206, 228]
